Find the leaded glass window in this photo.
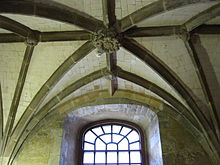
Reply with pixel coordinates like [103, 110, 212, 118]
[82, 122, 144, 165]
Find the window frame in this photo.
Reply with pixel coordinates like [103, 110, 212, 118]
[78, 119, 147, 165]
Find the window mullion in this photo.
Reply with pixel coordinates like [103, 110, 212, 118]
[117, 143, 119, 165]
[82, 122, 143, 165]
[105, 143, 107, 165]
[93, 151, 95, 165]
[128, 135, 131, 165]
[111, 124, 113, 143]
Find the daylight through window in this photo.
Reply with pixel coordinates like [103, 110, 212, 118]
[82, 122, 144, 165]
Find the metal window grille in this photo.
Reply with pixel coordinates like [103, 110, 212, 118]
[82, 123, 143, 165]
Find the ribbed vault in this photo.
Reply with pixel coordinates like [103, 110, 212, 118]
[0, 0, 220, 165]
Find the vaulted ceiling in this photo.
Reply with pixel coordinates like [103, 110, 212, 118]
[0, 0, 220, 165]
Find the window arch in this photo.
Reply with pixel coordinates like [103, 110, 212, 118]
[80, 120, 146, 165]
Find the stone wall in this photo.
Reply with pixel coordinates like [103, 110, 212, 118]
[158, 112, 211, 165]
[14, 119, 63, 165]
[60, 104, 162, 165]
[14, 104, 211, 165]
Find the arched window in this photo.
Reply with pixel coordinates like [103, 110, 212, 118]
[80, 120, 146, 165]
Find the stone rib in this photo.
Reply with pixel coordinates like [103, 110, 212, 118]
[182, 2, 220, 31]
[7, 68, 109, 165]
[123, 26, 182, 37]
[0, 84, 3, 143]
[188, 35, 220, 140]
[119, 0, 219, 32]
[102, 0, 116, 27]
[0, 0, 104, 32]
[117, 68, 200, 130]
[2, 45, 35, 153]
[120, 38, 220, 157]
[106, 52, 118, 96]
[0, 30, 91, 43]
[7, 41, 94, 156]
[0, 15, 33, 37]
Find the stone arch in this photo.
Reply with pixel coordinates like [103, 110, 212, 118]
[17, 90, 217, 165]
[60, 104, 163, 165]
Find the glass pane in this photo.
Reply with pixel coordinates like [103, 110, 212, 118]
[130, 142, 140, 150]
[102, 125, 111, 133]
[83, 152, 94, 163]
[83, 124, 143, 165]
[100, 134, 111, 143]
[96, 138, 106, 150]
[107, 152, 117, 163]
[118, 152, 129, 163]
[118, 138, 128, 150]
[130, 151, 141, 163]
[84, 142, 94, 150]
[120, 127, 131, 136]
[107, 143, 117, 150]
[92, 127, 103, 136]
[112, 134, 123, 143]
[127, 130, 139, 143]
[84, 131, 97, 143]
[113, 125, 121, 133]
[95, 152, 105, 163]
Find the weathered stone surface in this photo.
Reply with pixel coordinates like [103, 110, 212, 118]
[0, 1, 220, 165]
[61, 104, 162, 165]
[158, 112, 211, 165]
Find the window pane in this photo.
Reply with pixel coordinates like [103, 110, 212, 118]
[130, 151, 141, 163]
[130, 142, 140, 150]
[107, 143, 117, 150]
[127, 130, 139, 143]
[92, 127, 103, 136]
[83, 152, 94, 163]
[100, 134, 111, 143]
[112, 134, 123, 143]
[113, 125, 121, 133]
[83, 123, 143, 165]
[118, 152, 129, 163]
[84, 131, 96, 143]
[96, 138, 106, 150]
[84, 142, 94, 150]
[118, 138, 128, 150]
[120, 127, 131, 135]
[102, 125, 111, 133]
[107, 152, 117, 163]
[95, 152, 105, 163]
